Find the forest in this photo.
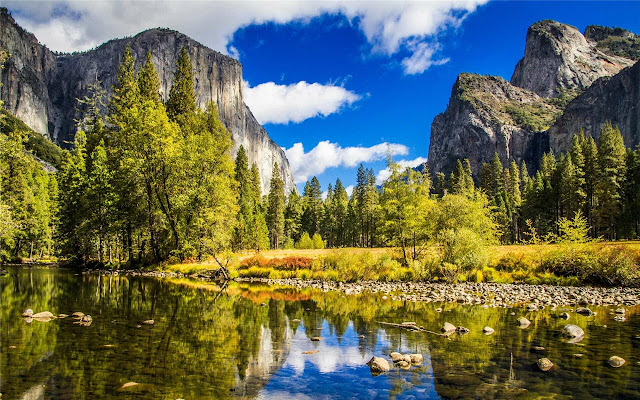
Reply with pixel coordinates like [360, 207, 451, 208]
[1, 46, 639, 280]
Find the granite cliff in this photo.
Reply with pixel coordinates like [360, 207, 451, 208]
[429, 19, 640, 176]
[0, 8, 293, 194]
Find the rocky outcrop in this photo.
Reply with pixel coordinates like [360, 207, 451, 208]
[428, 73, 557, 174]
[428, 20, 639, 177]
[547, 60, 640, 153]
[511, 20, 636, 98]
[0, 8, 293, 194]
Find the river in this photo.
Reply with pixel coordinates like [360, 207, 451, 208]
[1, 266, 639, 399]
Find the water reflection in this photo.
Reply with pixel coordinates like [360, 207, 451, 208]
[1, 267, 639, 399]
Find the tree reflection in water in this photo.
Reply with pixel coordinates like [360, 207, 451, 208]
[1, 267, 639, 399]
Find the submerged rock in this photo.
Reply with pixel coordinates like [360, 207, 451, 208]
[562, 324, 585, 339]
[390, 352, 404, 363]
[537, 358, 554, 371]
[576, 307, 593, 316]
[410, 354, 423, 364]
[442, 322, 456, 333]
[22, 309, 34, 317]
[483, 326, 495, 335]
[456, 326, 470, 334]
[142, 319, 154, 325]
[71, 312, 84, 318]
[516, 317, 531, 328]
[32, 311, 55, 320]
[559, 312, 570, 320]
[367, 357, 390, 375]
[397, 360, 411, 369]
[608, 356, 626, 368]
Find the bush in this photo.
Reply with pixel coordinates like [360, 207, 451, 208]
[540, 245, 640, 287]
[312, 234, 325, 249]
[296, 232, 314, 249]
[440, 228, 488, 271]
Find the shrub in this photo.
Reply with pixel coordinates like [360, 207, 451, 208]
[440, 228, 488, 271]
[296, 232, 314, 249]
[311, 234, 325, 249]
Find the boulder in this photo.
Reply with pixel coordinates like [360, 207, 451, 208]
[367, 357, 391, 375]
[608, 356, 625, 368]
[32, 311, 55, 320]
[410, 354, 423, 364]
[483, 326, 495, 335]
[562, 324, 585, 339]
[397, 360, 411, 369]
[441, 322, 456, 333]
[390, 352, 403, 363]
[537, 358, 554, 371]
[576, 307, 593, 316]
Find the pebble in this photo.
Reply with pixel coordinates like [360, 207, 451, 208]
[537, 358, 553, 371]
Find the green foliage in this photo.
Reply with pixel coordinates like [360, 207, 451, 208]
[0, 108, 66, 168]
[266, 163, 285, 249]
[296, 232, 314, 249]
[595, 34, 640, 60]
[557, 210, 590, 244]
[504, 101, 560, 131]
[311, 233, 325, 249]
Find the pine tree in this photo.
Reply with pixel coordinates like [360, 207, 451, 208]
[581, 134, 599, 231]
[166, 47, 196, 126]
[332, 179, 349, 247]
[108, 44, 139, 132]
[284, 189, 303, 243]
[138, 51, 161, 104]
[266, 163, 285, 249]
[594, 122, 627, 238]
[87, 139, 114, 262]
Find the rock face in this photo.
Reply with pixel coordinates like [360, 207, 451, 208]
[428, 19, 639, 177]
[0, 8, 293, 195]
[511, 20, 636, 98]
[428, 73, 556, 174]
[546, 61, 640, 153]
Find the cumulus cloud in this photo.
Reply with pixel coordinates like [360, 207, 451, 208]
[5, 0, 487, 74]
[284, 141, 408, 184]
[376, 157, 428, 184]
[402, 42, 450, 75]
[244, 81, 361, 124]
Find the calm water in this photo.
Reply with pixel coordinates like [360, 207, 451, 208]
[1, 267, 639, 400]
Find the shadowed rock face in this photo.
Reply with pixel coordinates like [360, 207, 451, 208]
[428, 19, 639, 177]
[0, 8, 293, 194]
[510, 20, 636, 99]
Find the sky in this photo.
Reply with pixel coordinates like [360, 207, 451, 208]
[6, 1, 640, 194]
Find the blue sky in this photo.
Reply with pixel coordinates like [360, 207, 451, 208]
[7, 1, 640, 194]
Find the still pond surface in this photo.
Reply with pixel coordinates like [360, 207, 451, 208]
[1, 267, 639, 399]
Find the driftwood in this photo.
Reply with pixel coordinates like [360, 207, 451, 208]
[376, 321, 447, 337]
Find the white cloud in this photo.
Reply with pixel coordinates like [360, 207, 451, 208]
[376, 156, 428, 184]
[345, 185, 354, 197]
[285, 141, 408, 184]
[5, 0, 488, 74]
[244, 81, 361, 125]
[402, 42, 450, 75]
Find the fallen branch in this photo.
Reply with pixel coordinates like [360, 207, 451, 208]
[376, 321, 447, 337]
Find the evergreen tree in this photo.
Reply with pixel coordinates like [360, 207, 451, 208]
[138, 51, 161, 104]
[594, 122, 627, 238]
[166, 47, 196, 126]
[284, 189, 303, 243]
[266, 163, 285, 249]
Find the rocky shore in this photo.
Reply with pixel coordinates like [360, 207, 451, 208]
[80, 269, 640, 307]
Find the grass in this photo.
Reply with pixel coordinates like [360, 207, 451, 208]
[155, 241, 640, 287]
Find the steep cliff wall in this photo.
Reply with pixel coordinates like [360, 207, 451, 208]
[428, 20, 639, 177]
[547, 60, 640, 153]
[510, 20, 635, 98]
[0, 8, 293, 194]
[428, 73, 556, 174]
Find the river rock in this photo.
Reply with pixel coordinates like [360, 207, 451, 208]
[310, 337, 322, 342]
[442, 322, 456, 333]
[532, 346, 546, 352]
[143, 319, 154, 325]
[517, 317, 531, 328]
[367, 357, 391, 375]
[615, 308, 626, 314]
[563, 324, 585, 339]
[608, 356, 625, 368]
[22, 309, 34, 317]
[397, 360, 411, 369]
[537, 358, 554, 371]
[576, 307, 593, 316]
[456, 326, 470, 334]
[71, 312, 84, 318]
[390, 352, 404, 363]
[81, 315, 93, 322]
[613, 314, 626, 322]
[58, 314, 68, 318]
[120, 382, 140, 389]
[32, 311, 55, 320]
[526, 304, 538, 311]
[435, 308, 442, 313]
[483, 326, 495, 335]
[559, 312, 570, 320]
[410, 354, 423, 364]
